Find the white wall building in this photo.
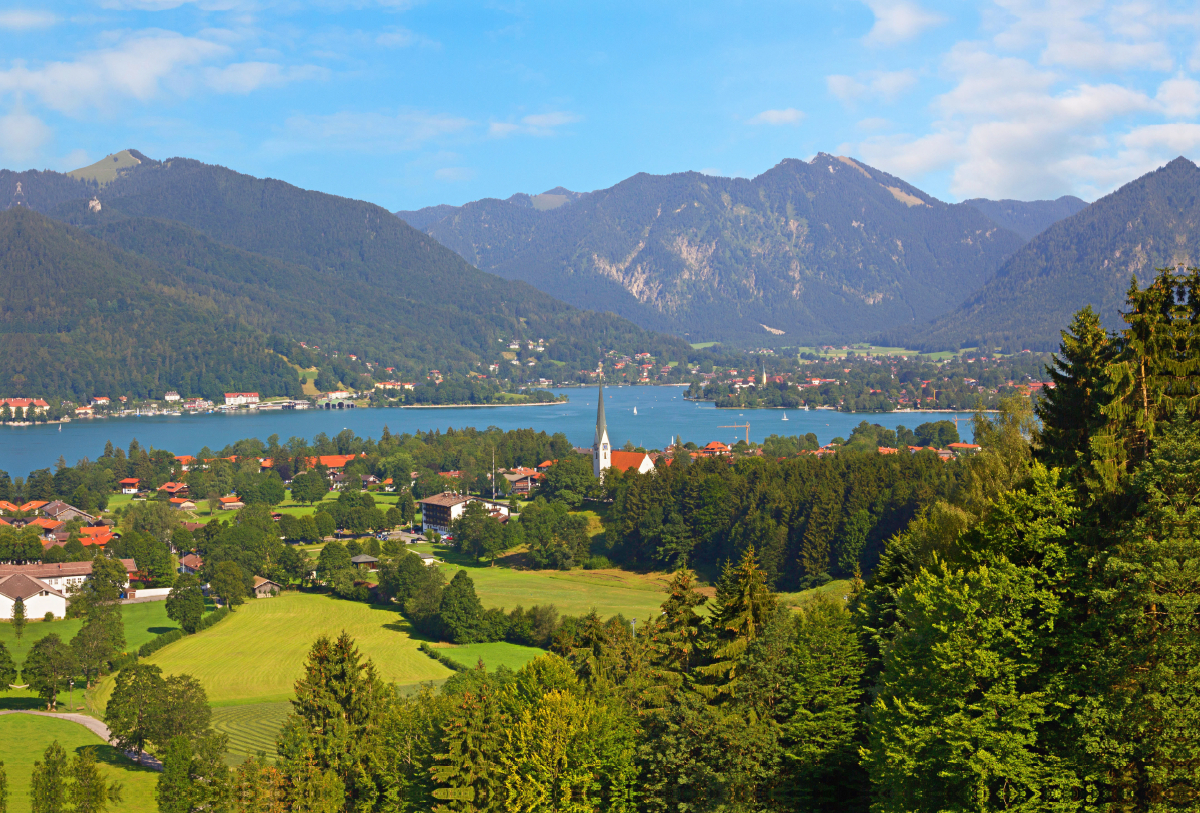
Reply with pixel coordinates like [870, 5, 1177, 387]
[0, 559, 136, 619]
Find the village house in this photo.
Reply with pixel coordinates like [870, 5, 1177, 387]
[218, 495, 245, 511]
[0, 397, 49, 414]
[252, 576, 281, 598]
[502, 467, 542, 495]
[119, 478, 140, 494]
[170, 498, 197, 511]
[0, 559, 137, 619]
[40, 500, 97, 524]
[351, 554, 379, 572]
[163, 391, 182, 402]
[224, 392, 260, 406]
[417, 493, 511, 535]
[179, 553, 203, 575]
[158, 482, 189, 496]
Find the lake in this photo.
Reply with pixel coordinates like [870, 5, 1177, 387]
[0, 386, 977, 477]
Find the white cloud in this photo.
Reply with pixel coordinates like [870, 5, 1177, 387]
[434, 166, 475, 181]
[991, 0, 1175, 71]
[0, 103, 52, 166]
[0, 10, 57, 30]
[280, 110, 473, 152]
[205, 62, 328, 93]
[862, 0, 947, 45]
[376, 27, 439, 48]
[489, 111, 581, 137]
[1157, 75, 1200, 118]
[827, 70, 917, 104]
[748, 107, 804, 125]
[0, 33, 229, 115]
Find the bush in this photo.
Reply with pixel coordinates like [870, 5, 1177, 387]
[139, 629, 185, 657]
[43, 612, 55, 622]
[418, 642, 467, 672]
[583, 555, 613, 570]
[197, 606, 232, 631]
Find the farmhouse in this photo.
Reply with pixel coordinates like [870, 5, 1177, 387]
[169, 498, 197, 511]
[219, 496, 245, 511]
[119, 478, 140, 494]
[0, 558, 137, 619]
[179, 553, 203, 574]
[252, 576, 281, 598]
[0, 574, 67, 620]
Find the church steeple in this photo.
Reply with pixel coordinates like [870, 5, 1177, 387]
[593, 377, 611, 477]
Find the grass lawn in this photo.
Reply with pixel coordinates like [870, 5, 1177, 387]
[0, 714, 159, 813]
[777, 579, 855, 609]
[212, 701, 292, 765]
[93, 592, 453, 711]
[432, 642, 546, 672]
[0, 603, 179, 671]
[406, 544, 676, 619]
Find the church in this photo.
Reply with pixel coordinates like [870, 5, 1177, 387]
[592, 379, 655, 478]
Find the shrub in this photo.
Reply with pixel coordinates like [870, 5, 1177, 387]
[43, 612, 55, 622]
[583, 555, 613, 570]
[139, 629, 185, 657]
[418, 642, 467, 672]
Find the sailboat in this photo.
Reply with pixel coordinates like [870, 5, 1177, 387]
[633, 406, 638, 415]
[782, 414, 788, 421]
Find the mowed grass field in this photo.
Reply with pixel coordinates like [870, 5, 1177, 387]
[95, 593, 453, 709]
[410, 544, 678, 619]
[0, 714, 159, 813]
[433, 642, 545, 672]
[0, 602, 178, 670]
[212, 702, 292, 765]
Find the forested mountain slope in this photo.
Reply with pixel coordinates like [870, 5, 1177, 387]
[0, 208, 300, 401]
[397, 154, 1027, 342]
[1, 154, 690, 373]
[897, 156, 1200, 351]
[961, 195, 1089, 239]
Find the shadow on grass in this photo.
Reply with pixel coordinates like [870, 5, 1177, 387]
[87, 743, 160, 775]
[0, 695, 46, 710]
[146, 626, 176, 635]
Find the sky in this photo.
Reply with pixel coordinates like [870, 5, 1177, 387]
[3, 0, 1200, 211]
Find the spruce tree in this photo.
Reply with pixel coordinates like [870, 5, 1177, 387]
[439, 571, 485, 644]
[1036, 306, 1113, 482]
[11, 598, 24, 642]
[695, 546, 776, 699]
[0, 642, 15, 690]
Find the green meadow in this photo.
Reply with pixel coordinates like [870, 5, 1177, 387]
[0, 713, 159, 813]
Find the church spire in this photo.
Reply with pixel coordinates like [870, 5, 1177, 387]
[593, 376, 611, 478]
[595, 377, 607, 445]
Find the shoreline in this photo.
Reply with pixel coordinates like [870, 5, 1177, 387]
[398, 400, 566, 409]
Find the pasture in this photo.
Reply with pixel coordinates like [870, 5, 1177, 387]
[94, 592, 453, 710]
[0, 602, 178, 670]
[0, 713, 159, 813]
[432, 641, 545, 672]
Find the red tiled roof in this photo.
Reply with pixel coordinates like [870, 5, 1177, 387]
[118, 478, 139, 486]
[28, 517, 63, 530]
[19, 501, 48, 512]
[610, 451, 652, 473]
[0, 501, 18, 513]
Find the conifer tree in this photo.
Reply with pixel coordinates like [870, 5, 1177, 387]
[645, 569, 708, 703]
[1036, 305, 1113, 482]
[439, 571, 485, 644]
[695, 546, 776, 699]
[0, 642, 15, 690]
[11, 598, 24, 642]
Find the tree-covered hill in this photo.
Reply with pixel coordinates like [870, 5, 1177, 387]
[961, 194, 1089, 240]
[895, 156, 1200, 351]
[0, 207, 300, 402]
[397, 154, 1029, 343]
[44, 156, 692, 367]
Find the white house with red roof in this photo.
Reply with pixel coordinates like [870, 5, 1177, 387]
[224, 392, 260, 406]
[0, 398, 49, 414]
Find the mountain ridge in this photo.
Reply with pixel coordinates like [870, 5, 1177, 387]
[892, 156, 1200, 351]
[396, 154, 1030, 343]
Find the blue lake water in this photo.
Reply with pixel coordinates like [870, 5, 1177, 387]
[0, 386, 976, 477]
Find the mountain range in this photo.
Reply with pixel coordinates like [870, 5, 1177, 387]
[893, 156, 1200, 351]
[1, 152, 691, 401]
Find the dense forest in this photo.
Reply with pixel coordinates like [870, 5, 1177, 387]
[147, 266, 1200, 811]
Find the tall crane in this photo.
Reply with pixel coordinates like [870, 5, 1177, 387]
[719, 423, 750, 445]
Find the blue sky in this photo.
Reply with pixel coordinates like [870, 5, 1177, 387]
[3, 0, 1200, 210]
